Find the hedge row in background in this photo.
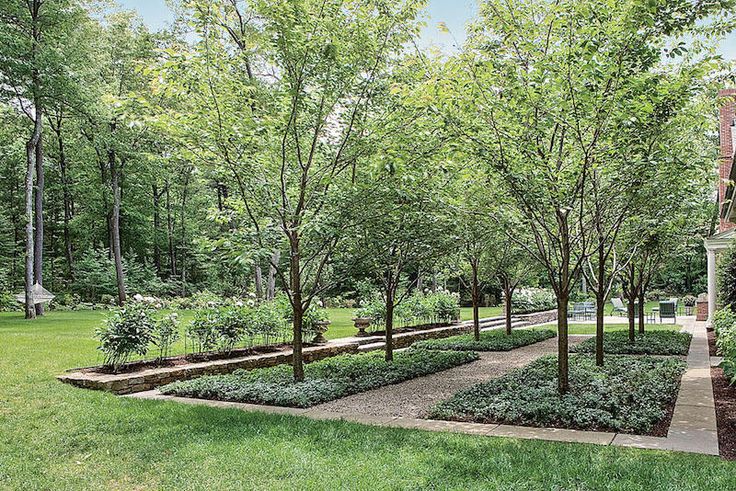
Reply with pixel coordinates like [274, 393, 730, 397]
[429, 354, 686, 435]
[160, 348, 480, 407]
[414, 329, 556, 352]
[571, 330, 692, 356]
[355, 289, 460, 330]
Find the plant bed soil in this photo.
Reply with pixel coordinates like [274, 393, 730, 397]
[711, 367, 736, 460]
[708, 329, 718, 357]
[81, 343, 307, 374]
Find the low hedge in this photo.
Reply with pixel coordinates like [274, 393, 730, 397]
[570, 330, 692, 356]
[429, 354, 686, 434]
[160, 348, 479, 408]
[413, 329, 556, 352]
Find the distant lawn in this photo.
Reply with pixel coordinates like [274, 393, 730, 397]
[530, 323, 682, 335]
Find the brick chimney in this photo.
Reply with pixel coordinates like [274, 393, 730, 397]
[719, 88, 736, 232]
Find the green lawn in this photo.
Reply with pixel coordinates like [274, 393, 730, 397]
[1, 310, 734, 489]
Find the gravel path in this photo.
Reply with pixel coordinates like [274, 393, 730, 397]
[311, 335, 587, 419]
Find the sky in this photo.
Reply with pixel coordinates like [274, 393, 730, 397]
[120, 0, 735, 59]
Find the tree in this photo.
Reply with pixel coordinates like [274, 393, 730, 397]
[155, 0, 424, 379]
[0, 0, 86, 317]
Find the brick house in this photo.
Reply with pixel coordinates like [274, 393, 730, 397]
[704, 89, 736, 323]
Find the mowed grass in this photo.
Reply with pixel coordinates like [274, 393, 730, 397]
[1, 311, 735, 489]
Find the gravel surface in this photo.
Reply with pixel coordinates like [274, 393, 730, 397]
[312, 335, 587, 418]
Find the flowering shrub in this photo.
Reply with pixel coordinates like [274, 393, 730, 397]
[355, 289, 460, 329]
[153, 313, 180, 361]
[96, 302, 155, 371]
[509, 288, 556, 314]
[186, 296, 304, 354]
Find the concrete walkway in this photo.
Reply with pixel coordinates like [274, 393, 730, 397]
[128, 317, 719, 456]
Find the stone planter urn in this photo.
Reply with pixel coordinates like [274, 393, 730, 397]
[352, 317, 372, 337]
[312, 320, 331, 345]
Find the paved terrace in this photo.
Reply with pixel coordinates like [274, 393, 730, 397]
[129, 317, 718, 456]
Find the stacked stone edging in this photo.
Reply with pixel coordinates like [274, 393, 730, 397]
[58, 342, 359, 395]
[516, 309, 557, 325]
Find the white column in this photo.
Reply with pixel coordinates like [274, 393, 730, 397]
[707, 248, 717, 325]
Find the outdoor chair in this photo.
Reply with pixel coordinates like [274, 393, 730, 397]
[610, 298, 627, 316]
[659, 301, 677, 324]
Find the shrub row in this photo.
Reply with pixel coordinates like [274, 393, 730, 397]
[355, 289, 460, 330]
[509, 288, 557, 314]
[570, 330, 692, 356]
[95, 296, 329, 371]
[429, 354, 686, 434]
[713, 308, 736, 382]
[160, 348, 480, 408]
[95, 302, 181, 371]
[413, 329, 556, 352]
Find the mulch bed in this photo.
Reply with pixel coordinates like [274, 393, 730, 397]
[711, 367, 736, 460]
[708, 329, 718, 357]
[707, 329, 736, 460]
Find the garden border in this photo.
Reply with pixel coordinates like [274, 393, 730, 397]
[58, 313, 547, 394]
[127, 316, 718, 456]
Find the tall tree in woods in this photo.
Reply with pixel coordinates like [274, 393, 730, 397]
[81, 13, 160, 305]
[0, 0, 85, 317]
[155, 0, 424, 379]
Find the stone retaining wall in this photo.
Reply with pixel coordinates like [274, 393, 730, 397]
[516, 309, 558, 325]
[58, 342, 359, 395]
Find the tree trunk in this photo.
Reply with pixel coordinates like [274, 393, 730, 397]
[557, 294, 569, 393]
[54, 116, 73, 279]
[638, 290, 646, 334]
[594, 244, 606, 366]
[24, 112, 42, 320]
[471, 260, 480, 341]
[33, 133, 44, 316]
[385, 286, 395, 362]
[254, 263, 263, 299]
[109, 140, 126, 306]
[267, 250, 280, 300]
[166, 182, 176, 277]
[627, 293, 636, 343]
[595, 293, 605, 366]
[289, 234, 304, 382]
[504, 287, 513, 335]
[179, 169, 190, 295]
[152, 183, 161, 275]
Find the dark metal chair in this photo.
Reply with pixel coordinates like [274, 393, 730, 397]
[659, 301, 677, 324]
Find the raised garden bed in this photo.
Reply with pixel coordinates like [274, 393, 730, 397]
[413, 329, 556, 351]
[428, 354, 686, 435]
[160, 348, 479, 408]
[570, 330, 692, 356]
[87, 343, 297, 374]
